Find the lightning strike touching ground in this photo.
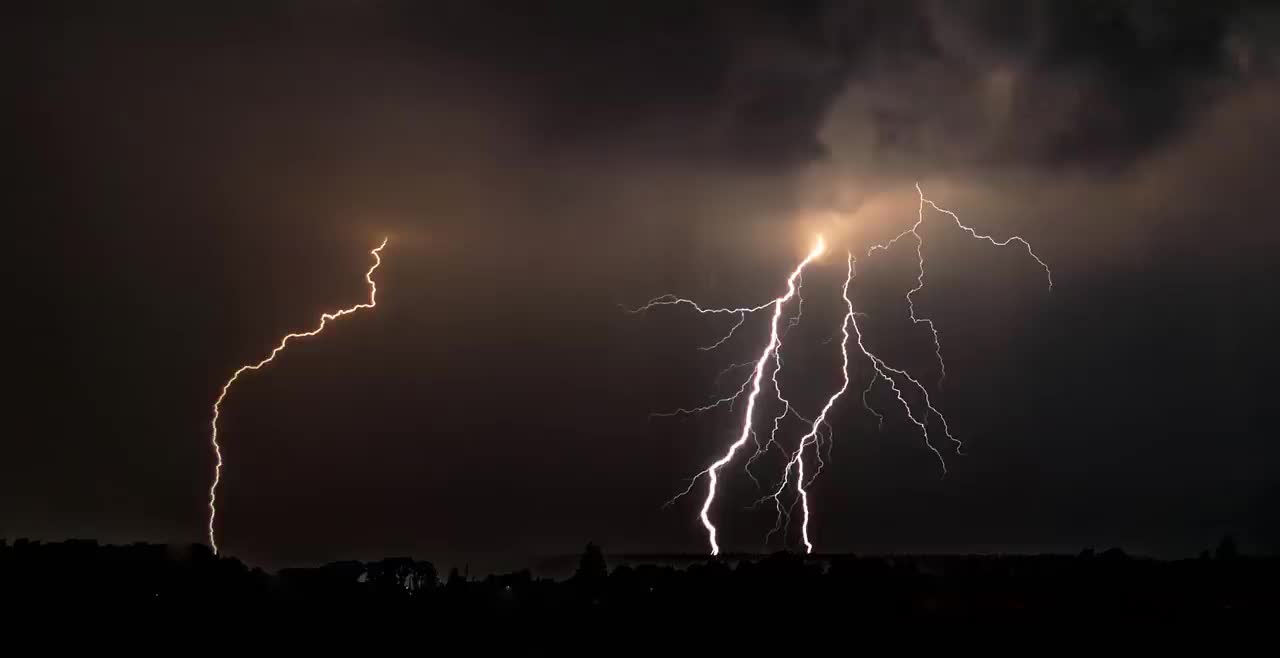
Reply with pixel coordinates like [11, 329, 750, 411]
[692, 237, 823, 555]
[632, 183, 1051, 555]
[206, 237, 388, 555]
[650, 237, 825, 555]
[767, 252, 856, 553]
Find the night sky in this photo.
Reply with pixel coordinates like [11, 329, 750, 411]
[7, 1, 1279, 571]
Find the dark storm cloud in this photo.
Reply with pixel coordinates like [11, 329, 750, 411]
[819, 0, 1257, 176]
[19, 1, 1262, 187]
[396, 0, 1265, 175]
[808, 1, 1280, 263]
[381, 2, 852, 170]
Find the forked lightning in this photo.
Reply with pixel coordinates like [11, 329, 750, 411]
[630, 184, 1050, 554]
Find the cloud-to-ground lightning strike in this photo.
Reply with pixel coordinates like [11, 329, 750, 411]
[767, 253, 855, 553]
[636, 237, 825, 555]
[207, 238, 388, 555]
[631, 183, 1051, 555]
[691, 237, 824, 556]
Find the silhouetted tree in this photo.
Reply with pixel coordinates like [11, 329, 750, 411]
[571, 542, 608, 602]
[407, 560, 439, 592]
[1215, 535, 1239, 561]
[574, 542, 607, 583]
[366, 557, 438, 596]
[1100, 547, 1129, 561]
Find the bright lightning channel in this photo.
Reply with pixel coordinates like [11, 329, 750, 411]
[643, 237, 825, 555]
[765, 253, 855, 553]
[207, 237, 388, 555]
[632, 182, 1051, 555]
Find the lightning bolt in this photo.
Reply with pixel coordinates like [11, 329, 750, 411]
[642, 237, 824, 555]
[766, 253, 855, 553]
[692, 237, 825, 556]
[633, 182, 1051, 555]
[845, 253, 956, 469]
[869, 183, 1053, 388]
[742, 349, 813, 490]
[207, 237, 388, 555]
[753, 252, 963, 550]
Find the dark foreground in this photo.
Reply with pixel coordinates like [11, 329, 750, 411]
[2, 538, 1275, 617]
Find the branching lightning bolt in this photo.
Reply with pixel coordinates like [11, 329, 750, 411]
[742, 349, 812, 489]
[645, 237, 825, 555]
[632, 182, 1051, 555]
[861, 374, 884, 430]
[869, 183, 1053, 389]
[764, 253, 854, 552]
[623, 294, 775, 316]
[691, 237, 823, 556]
[699, 311, 748, 351]
[207, 237, 388, 555]
[649, 372, 754, 419]
[846, 252, 955, 469]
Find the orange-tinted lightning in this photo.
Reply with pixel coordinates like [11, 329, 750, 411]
[207, 237, 388, 555]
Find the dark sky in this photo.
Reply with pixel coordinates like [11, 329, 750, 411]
[7, 0, 1280, 570]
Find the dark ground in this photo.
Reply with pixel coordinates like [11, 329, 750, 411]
[4, 537, 1274, 619]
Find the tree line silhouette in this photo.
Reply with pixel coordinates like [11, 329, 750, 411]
[2, 537, 1274, 614]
